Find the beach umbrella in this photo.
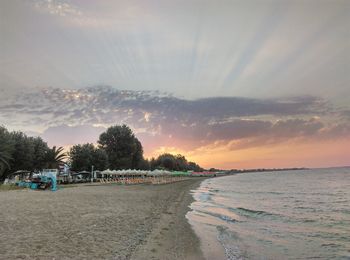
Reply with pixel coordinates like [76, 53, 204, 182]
[78, 171, 90, 174]
[101, 169, 112, 178]
[13, 170, 30, 174]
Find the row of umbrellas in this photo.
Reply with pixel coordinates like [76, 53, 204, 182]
[100, 169, 191, 177]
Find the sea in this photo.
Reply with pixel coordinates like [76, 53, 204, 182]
[186, 167, 350, 260]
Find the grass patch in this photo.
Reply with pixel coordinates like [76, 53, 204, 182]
[0, 184, 25, 192]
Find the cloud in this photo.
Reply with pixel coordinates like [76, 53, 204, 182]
[2, 86, 348, 156]
[33, 0, 82, 17]
[29, 0, 156, 30]
[340, 110, 350, 119]
[0, 86, 329, 129]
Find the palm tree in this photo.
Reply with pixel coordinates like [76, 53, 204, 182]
[45, 146, 67, 169]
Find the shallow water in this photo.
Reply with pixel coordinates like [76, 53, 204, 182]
[187, 168, 350, 260]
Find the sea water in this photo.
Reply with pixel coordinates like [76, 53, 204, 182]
[186, 168, 350, 259]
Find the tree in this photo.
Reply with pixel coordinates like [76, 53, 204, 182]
[0, 151, 11, 175]
[131, 139, 144, 169]
[188, 161, 202, 172]
[69, 144, 108, 171]
[152, 153, 203, 171]
[69, 144, 94, 171]
[93, 148, 108, 171]
[9, 131, 35, 172]
[174, 154, 187, 170]
[45, 146, 67, 169]
[156, 153, 177, 171]
[137, 159, 150, 170]
[149, 158, 157, 170]
[0, 126, 14, 180]
[98, 125, 143, 169]
[1, 127, 53, 180]
[32, 137, 50, 171]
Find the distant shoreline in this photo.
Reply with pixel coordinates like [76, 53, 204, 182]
[225, 167, 308, 174]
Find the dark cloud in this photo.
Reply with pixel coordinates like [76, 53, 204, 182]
[158, 118, 327, 147]
[340, 110, 350, 119]
[271, 118, 324, 137]
[180, 96, 327, 117]
[0, 86, 328, 125]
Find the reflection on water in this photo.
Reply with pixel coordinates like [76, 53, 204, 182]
[187, 168, 350, 260]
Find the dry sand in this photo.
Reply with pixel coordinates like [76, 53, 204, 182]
[0, 179, 205, 260]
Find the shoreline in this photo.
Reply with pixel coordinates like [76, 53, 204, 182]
[0, 178, 206, 260]
[131, 178, 206, 260]
[186, 177, 228, 260]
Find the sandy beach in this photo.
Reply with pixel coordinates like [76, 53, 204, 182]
[0, 179, 205, 260]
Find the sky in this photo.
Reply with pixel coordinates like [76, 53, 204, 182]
[0, 0, 349, 169]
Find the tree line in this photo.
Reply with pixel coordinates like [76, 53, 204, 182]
[69, 124, 202, 172]
[0, 126, 66, 181]
[149, 153, 202, 172]
[0, 124, 202, 181]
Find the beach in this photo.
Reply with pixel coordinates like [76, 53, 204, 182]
[0, 179, 205, 260]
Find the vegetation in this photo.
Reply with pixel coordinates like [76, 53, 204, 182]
[0, 124, 203, 181]
[9, 131, 36, 172]
[98, 125, 144, 170]
[0, 126, 67, 181]
[32, 137, 50, 170]
[69, 143, 108, 171]
[149, 153, 202, 172]
[0, 126, 14, 180]
[0, 184, 25, 192]
[44, 146, 67, 169]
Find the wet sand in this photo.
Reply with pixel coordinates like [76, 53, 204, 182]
[0, 179, 205, 260]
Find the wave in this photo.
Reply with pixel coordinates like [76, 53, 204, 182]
[232, 207, 280, 219]
[233, 206, 319, 224]
[195, 209, 239, 224]
[236, 207, 268, 215]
